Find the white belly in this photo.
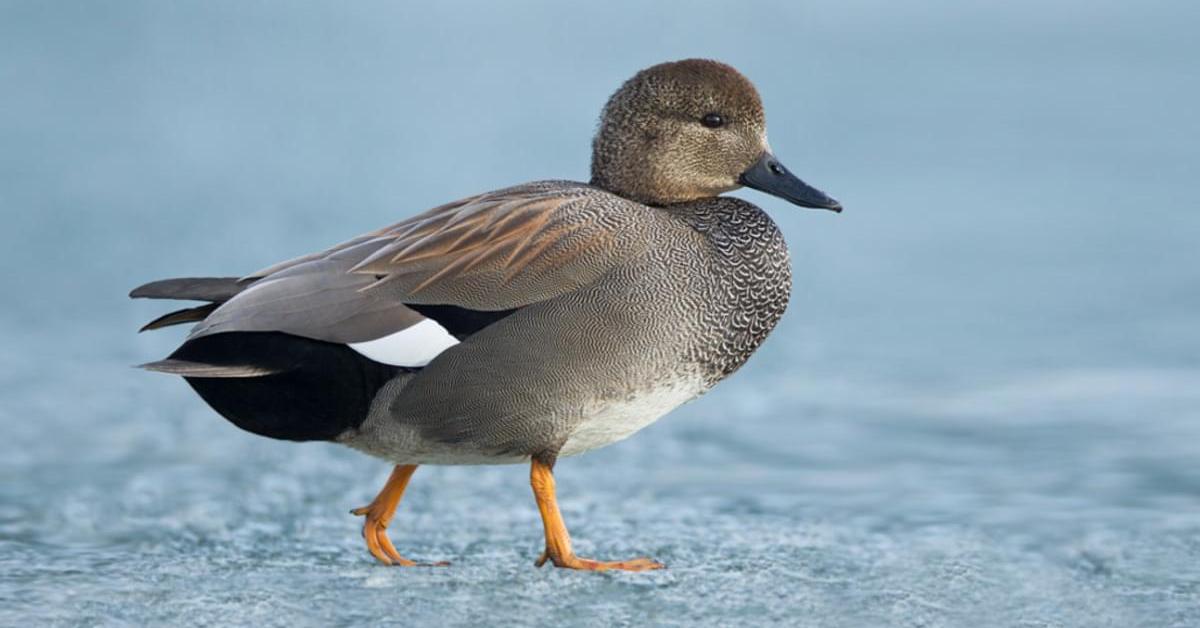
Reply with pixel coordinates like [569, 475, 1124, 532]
[341, 376, 705, 465]
[559, 380, 705, 457]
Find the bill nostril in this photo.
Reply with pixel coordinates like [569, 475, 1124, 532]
[768, 162, 786, 176]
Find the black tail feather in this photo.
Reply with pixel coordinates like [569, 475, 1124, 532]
[167, 332, 407, 441]
[131, 276, 254, 332]
[139, 303, 220, 332]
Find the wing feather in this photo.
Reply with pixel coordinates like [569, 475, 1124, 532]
[346, 182, 646, 310]
[189, 181, 646, 344]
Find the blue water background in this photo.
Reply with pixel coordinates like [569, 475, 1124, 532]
[1, 1, 1198, 626]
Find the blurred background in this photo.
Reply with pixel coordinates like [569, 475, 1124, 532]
[2, 1, 1197, 626]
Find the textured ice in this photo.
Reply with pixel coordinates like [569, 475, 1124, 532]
[4, 331, 1199, 627]
[3, 1, 1199, 626]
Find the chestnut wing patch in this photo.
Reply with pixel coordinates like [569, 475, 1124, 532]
[187, 182, 645, 345]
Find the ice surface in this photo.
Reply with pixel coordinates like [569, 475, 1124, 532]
[2, 1, 1199, 626]
[4, 346, 1199, 627]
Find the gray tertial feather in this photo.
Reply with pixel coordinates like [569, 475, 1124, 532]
[137, 358, 283, 378]
[129, 276, 247, 302]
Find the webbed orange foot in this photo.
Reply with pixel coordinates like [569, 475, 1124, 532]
[535, 550, 664, 572]
[530, 456, 665, 573]
[351, 464, 449, 567]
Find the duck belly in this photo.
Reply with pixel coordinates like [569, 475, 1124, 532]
[339, 371, 706, 465]
[558, 379, 705, 457]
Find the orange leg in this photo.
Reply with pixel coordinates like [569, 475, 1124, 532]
[530, 457, 664, 572]
[350, 464, 448, 567]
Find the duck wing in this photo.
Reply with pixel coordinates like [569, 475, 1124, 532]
[188, 181, 648, 346]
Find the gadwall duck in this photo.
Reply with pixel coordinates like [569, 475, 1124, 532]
[132, 59, 841, 571]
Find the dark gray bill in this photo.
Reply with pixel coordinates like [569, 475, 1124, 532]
[738, 151, 842, 212]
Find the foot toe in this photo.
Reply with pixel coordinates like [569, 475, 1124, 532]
[544, 554, 665, 572]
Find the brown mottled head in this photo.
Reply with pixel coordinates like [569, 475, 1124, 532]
[591, 59, 840, 211]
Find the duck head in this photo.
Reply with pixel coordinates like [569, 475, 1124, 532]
[591, 59, 841, 212]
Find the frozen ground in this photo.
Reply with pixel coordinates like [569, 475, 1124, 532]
[3, 328, 1199, 627]
[2, 1, 1198, 626]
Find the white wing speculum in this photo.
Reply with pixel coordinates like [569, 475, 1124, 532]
[347, 318, 459, 367]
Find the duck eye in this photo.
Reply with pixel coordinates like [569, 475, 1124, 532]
[700, 113, 725, 129]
